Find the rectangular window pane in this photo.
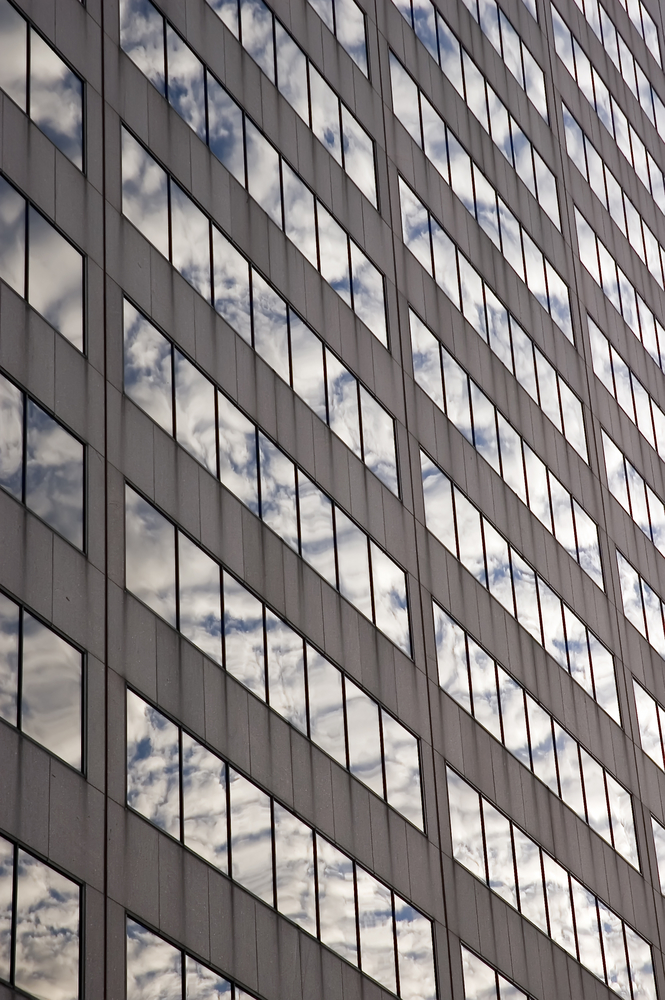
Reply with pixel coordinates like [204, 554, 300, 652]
[25, 400, 83, 548]
[170, 183, 211, 301]
[350, 242, 387, 345]
[265, 609, 307, 733]
[258, 432, 298, 551]
[0, 593, 19, 727]
[335, 507, 372, 617]
[212, 228, 252, 342]
[482, 799, 517, 908]
[542, 854, 574, 955]
[297, 472, 336, 586]
[306, 645, 346, 765]
[434, 605, 471, 711]
[14, 850, 79, 1000]
[274, 803, 316, 935]
[252, 270, 290, 383]
[359, 387, 397, 495]
[239, 0, 275, 80]
[282, 161, 317, 268]
[229, 768, 273, 903]
[447, 767, 485, 880]
[394, 895, 436, 1000]
[382, 710, 423, 829]
[178, 532, 222, 664]
[121, 127, 169, 258]
[326, 350, 361, 457]
[174, 351, 217, 475]
[207, 74, 245, 185]
[30, 29, 83, 168]
[370, 542, 411, 655]
[217, 392, 259, 515]
[0, 174, 25, 295]
[0, 0, 26, 109]
[223, 573, 265, 699]
[127, 918, 181, 1000]
[21, 612, 82, 769]
[166, 24, 205, 141]
[186, 955, 232, 998]
[125, 484, 177, 626]
[275, 22, 308, 121]
[341, 105, 376, 206]
[126, 689, 180, 836]
[316, 834, 358, 965]
[513, 827, 547, 932]
[0, 836, 11, 982]
[0, 372, 23, 499]
[123, 300, 173, 433]
[467, 638, 501, 740]
[356, 867, 396, 992]
[345, 677, 383, 796]
[309, 66, 342, 164]
[570, 880, 604, 980]
[245, 120, 281, 227]
[289, 311, 326, 420]
[120, 0, 166, 95]
[27, 207, 83, 350]
[182, 732, 228, 872]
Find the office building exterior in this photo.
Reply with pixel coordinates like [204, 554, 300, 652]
[3, 0, 665, 996]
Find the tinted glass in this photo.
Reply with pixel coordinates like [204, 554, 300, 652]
[0, 836, 11, 981]
[350, 242, 387, 345]
[126, 690, 180, 836]
[217, 392, 259, 514]
[170, 183, 211, 301]
[394, 895, 437, 1000]
[317, 204, 350, 305]
[359, 387, 397, 494]
[186, 955, 232, 999]
[125, 484, 177, 626]
[316, 834, 358, 965]
[119, 0, 166, 95]
[382, 710, 422, 828]
[14, 850, 79, 1000]
[274, 803, 316, 934]
[229, 767, 273, 903]
[21, 612, 81, 769]
[223, 573, 265, 698]
[239, 0, 275, 79]
[289, 311, 326, 420]
[345, 678, 383, 796]
[0, 372, 23, 499]
[0, 593, 19, 727]
[282, 161, 317, 268]
[265, 610, 307, 733]
[0, 0, 26, 109]
[370, 542, 410, 655]
[252, 271, 290, 382]
[25, 400, 84, 547]
[123, 300, 173, 432]
[356, 867, 396, 991]
[212, 228, 252, 342]
[178, 532, 222, 663]
[306, 645, 345, 765]
[30, 30, 83, 168]
[258, 433, 298, 550]
[0, 174, 26, 294]
[297, 472, 336, 586]
[182, 732, 228, 872]
[126, 918, 181, 1000]
[121, 128, 169, 258]
[207, 74, 245, 185]
[335, 508, 372, 617]
[28, 207, 83, 349]
[174, 351, 216, 474]
[245, 121, 281, 227]
[166, 24, 206, 141]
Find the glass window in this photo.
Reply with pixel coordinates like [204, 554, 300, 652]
[0, 592, 19, 727]
[27, 206, 83, 350]
[265, 610, 307, 733]
[29, 29, 83, 168]
[123, 300, 173, 433]
[245, 121, 282, 228]
[178, 533, 222, 664]
[334, 0, 367, 74]
[282, 161, 318, 268]
[274, 803, 316, 935]
[207, 74, 245, 186]
[483, 799, 517, 908]
[0, 0, 27, 110]
[297, 472, 336, 586]
[394, 895, 436, 1000]
[341, 106, 376, 206]
[229, 767, 273, 904]
[121, 127, 169, 258]
[126, 689, 180, 837]
[126, 917, 182, 1000]
[217, 392, 259, 515]
[289, 312, 326, 420]
[345, 678, 383, 797]
[125, 484, 177, 626]
[0, 836, 11, 981]
[170, 183, 211, 301]
[166, 24, 206, 141]
[326, 350, 361, 457]
[182, 732, 228, 872]
[21, 611, 82, 769]
[22, 399, 84, 547]
[174, 351, 216, 474]
[0, 372, 23, 499]
[382, 710, 422, 828]
[0, 174, 26, 296]
[212, 227, 252, 343]
[258, 433, 298, 551]
[370, 542, 410, 655]
[223, 573, 265, 699]
[240, 0, 275, 80]
[252, 270, 290, 383]
[309, 66, 342, 165]
[306, 645, 345, 765]
[275, 22, 308, 121]
[119, 0, 166, 95]
[316, 834, 358, 965]
[335, 508, 372, 618]
[356, 867, 396, 992]
[14, 849, 79, 1000]
[350, 244, 387, 345]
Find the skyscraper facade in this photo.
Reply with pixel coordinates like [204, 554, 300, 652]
[2, 0, 665, 996]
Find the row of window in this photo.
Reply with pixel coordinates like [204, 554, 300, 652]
[119, 0, 375, 205]
[127, 690, 436, 999]
[420, 452, 619, 720]
[425, 19, 560, 228]
[433, 604, 637, 866]
[0, 371, 84, 548]
[0, 0, 83, 168]
[617, 551, 665, 660]
[462, 946, 532, 1000]
[0, 174, 83, 351]
[410, 314, 601, 586]
[588, 316, 665, 460]
[410, 307, 586, 462]
[124, 475, 421, 823]
[126, 471, 411, 672]
[447, 768, 655, 1000]
[121, 127, 387, 346]
[569, 0, 664, 128]
[0, 834, 80, 1000]
[615, 0, 661, 64]
[603, 431, 665, 558]
[127, 917, 257, 1000]
[208, 0, 368, 76]
[459, 0, 548, 119]
[0, 590, 82, 770]
[576, 209, 665, 375]
[390, 58, 567, 325]
[564, 105, 665, 293]
[125, 296, 397, 496]
[399, 178, 572, 342]
[552, 5, 665, 217]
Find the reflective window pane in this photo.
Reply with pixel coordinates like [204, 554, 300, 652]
[223, 573, 265, 698]
[174, 351, 217, 475]
[126, 690, 180, 836]
[212, 227, 252, 343]
[341, 105, 376, 206]
[182, 732, 228, 872]
[186, 955, 232, 999]
[166, 24, 206, 141]
[178, 532, 222, 664]
[289, 311, 326, 421]
[282, 161, 317, 268]
[326, 350, 361, 457]
[258, 433, 298, 550]
[25, 400, 83, 547]
[345, 678, 383, 796]
[123, 300, 173, 433]
[316, 834, 358, 965]
[30, 29, 83, 168]
[306, 645, 346, 765]
[275, 22, 308, 121]
[170, 183, 211, 301]
[252, 271, 290, 383]
[218, 392, 259, 515]
[274, 803, 316, 935]
[317, 204, 351, 305]
[394, 895, 437, 1000]
[297, 472, 336, 586]
[350, 242, 387, 346]
[0, 372, 23, 499]
[0, 174, 26, 295]
[125, 484, 177, 626]
[21, 612, 81, 769]
[482, 799, 517, 908]
[0, 837, 11, 981]
[127, 918, 181, 1000]
[0, 593, 19, 727]
[120, 0, 166, 95]
[512, 827, 547, 932]
[14, 850, 79, 1000]
[467, 637, 501, 741]
[356, 867, 396, 992]
[229, 767, 273, 904]
[207, 74, 245, 185]
[266, 610, 307, 733]
[570, 880, 604, 980]
[245, 121, 281, 227]
[0, 0, 27, 109]
[121, 127, 169, 258]
[27, 207, 83, 349]
[239, 0, 275, 80]
[335, 508, 372, 618]
[309, 66, 342, 164]
[433, 605, 471, 711]
[526, 696, 557, 793]
[542, 854, 574, 955]
[370, 542, 411, 655]
[447, 767, 485, 880]
[359, 387, 397, 494]
[382, 710, 422, 829]
[335, 0, 367, 74]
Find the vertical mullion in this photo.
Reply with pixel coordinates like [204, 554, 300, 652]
[302, 641, 311, 741]
[21, 389, 27, 507]
[262, 605, 269, 704]
[174, 525, 181, 633]
[270, 798, 277, 911]
[341, 674, 350, 771]
[16, 608, 23, 734]
[390, 890, 401, 999]
[178, 728, 184, 847]
[377, 707, 387, 803]
[9, 842, 17, 987]
[226, 762, 233, 881]
[23, 199, 29, 305]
